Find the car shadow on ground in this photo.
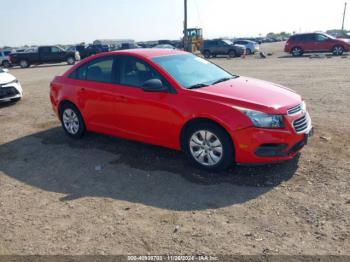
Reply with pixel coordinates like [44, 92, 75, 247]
[0, 100, 18, 108]
[0, 128, 300, 211]
[278, 54, 349, 59]
[8, 63, 71, 70]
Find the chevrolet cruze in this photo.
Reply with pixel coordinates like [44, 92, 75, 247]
[50, 49, 313, 171]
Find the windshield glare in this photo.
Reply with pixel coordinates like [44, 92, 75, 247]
[223, 40, 233, 45]
[152, 54, 236, 88]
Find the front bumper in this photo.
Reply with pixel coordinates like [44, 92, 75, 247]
[0, 82, 23, 102]
[230, 112, 312, 164]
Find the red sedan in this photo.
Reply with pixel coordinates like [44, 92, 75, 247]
[50, 49, 313, 171]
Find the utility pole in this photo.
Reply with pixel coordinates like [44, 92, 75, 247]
[184, 0, 188, 51]
[342, 2, 347, 31]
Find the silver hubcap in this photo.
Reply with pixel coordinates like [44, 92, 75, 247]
[334, 47, 342, 55]
[63, 109, 79, 135]
[189, 130, 223, 166]
[68, 58, 74, 64]
[20, 61, 27, 67]
[293, 48, 301, 55]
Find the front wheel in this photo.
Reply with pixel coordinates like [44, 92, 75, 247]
[332, 45, 344, 56]
[67, 56, 76, 65]
[185, 122, 234, 171]
[2, 60, 11, 68]
[60, 103, 85, 138]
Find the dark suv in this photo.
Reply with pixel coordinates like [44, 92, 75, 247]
[201, 39, 245, 58]
[285, 33, 350, 57]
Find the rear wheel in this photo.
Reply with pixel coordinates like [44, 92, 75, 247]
[228, 50, 237, 58]
[246, 48, 252, 55]
[332, 45, 344, 56]
[66, 56, 76, 65]
[19, 60, 30, 68]
[185, 122, 234, 171]
[203, 50, 211, 59]
[2, 60, 11, 68]
[291, 47, 303, 57]
[60, 103, 85, 139]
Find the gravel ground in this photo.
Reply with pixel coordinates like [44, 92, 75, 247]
[0, 43, 349, 255]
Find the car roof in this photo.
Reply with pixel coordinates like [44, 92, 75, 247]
[108, 48, 187, 58]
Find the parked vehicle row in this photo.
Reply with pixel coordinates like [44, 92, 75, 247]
[50, 49, 312, 171]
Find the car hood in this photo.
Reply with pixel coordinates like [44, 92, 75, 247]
[0, 72, 16, 84]
[338, 38, 350, 44]
[193, 76, 302, 114]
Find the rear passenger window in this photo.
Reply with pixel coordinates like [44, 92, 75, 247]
[68, 56, 114, 82]
[86, 57, 114, 83]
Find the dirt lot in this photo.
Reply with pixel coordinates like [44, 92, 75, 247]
[0, 42, 349, 255]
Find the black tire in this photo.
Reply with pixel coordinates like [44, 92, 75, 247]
[59, 102, 86, 139]
[291, 47, 303, 57]
[19, 60, 30, 68]
[332, 45, 344, 56]
[11, 97, 21, 103]
[203, 50, 211, 59]
[246, 48, 252, 55]
[66, 56, 76, 65]
[184, 122, 234, 171]
[2, 60, 11, 68]
[228, 50, 237, 58]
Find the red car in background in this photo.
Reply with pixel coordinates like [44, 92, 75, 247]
[50, 49, 312, 171]
[285, 32, 350, 57]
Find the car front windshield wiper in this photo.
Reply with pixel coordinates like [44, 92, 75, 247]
[211, 77, 235, 85]
[187, 83, 209, 89]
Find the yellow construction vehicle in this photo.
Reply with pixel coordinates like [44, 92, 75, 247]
[185, 28, 203, 53]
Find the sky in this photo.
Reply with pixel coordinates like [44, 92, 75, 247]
[0, 0, 348, 47]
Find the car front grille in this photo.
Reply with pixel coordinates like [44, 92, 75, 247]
[293, 114, 310, 133]
[288, 104, 302, 115]
[0, 86, 19, 99]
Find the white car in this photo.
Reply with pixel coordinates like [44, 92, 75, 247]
[0, 68, 23, 103]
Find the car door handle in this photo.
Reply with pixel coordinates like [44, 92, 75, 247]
[80, 87, 86, 92]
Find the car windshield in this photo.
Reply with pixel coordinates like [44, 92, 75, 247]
[323, 33, 336, 39]
[152, 54, 237, 89]
[223, 40, 233, 45]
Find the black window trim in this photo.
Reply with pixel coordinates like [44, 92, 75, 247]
[68, 54, 177, 94]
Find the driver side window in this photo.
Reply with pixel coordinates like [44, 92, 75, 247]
[120, 56, 164, 88]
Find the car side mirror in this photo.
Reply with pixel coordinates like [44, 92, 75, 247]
[142, 79, 167, 92]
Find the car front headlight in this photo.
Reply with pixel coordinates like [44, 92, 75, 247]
[4, 79, 19, 85]
[234, 107, 284, 129]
